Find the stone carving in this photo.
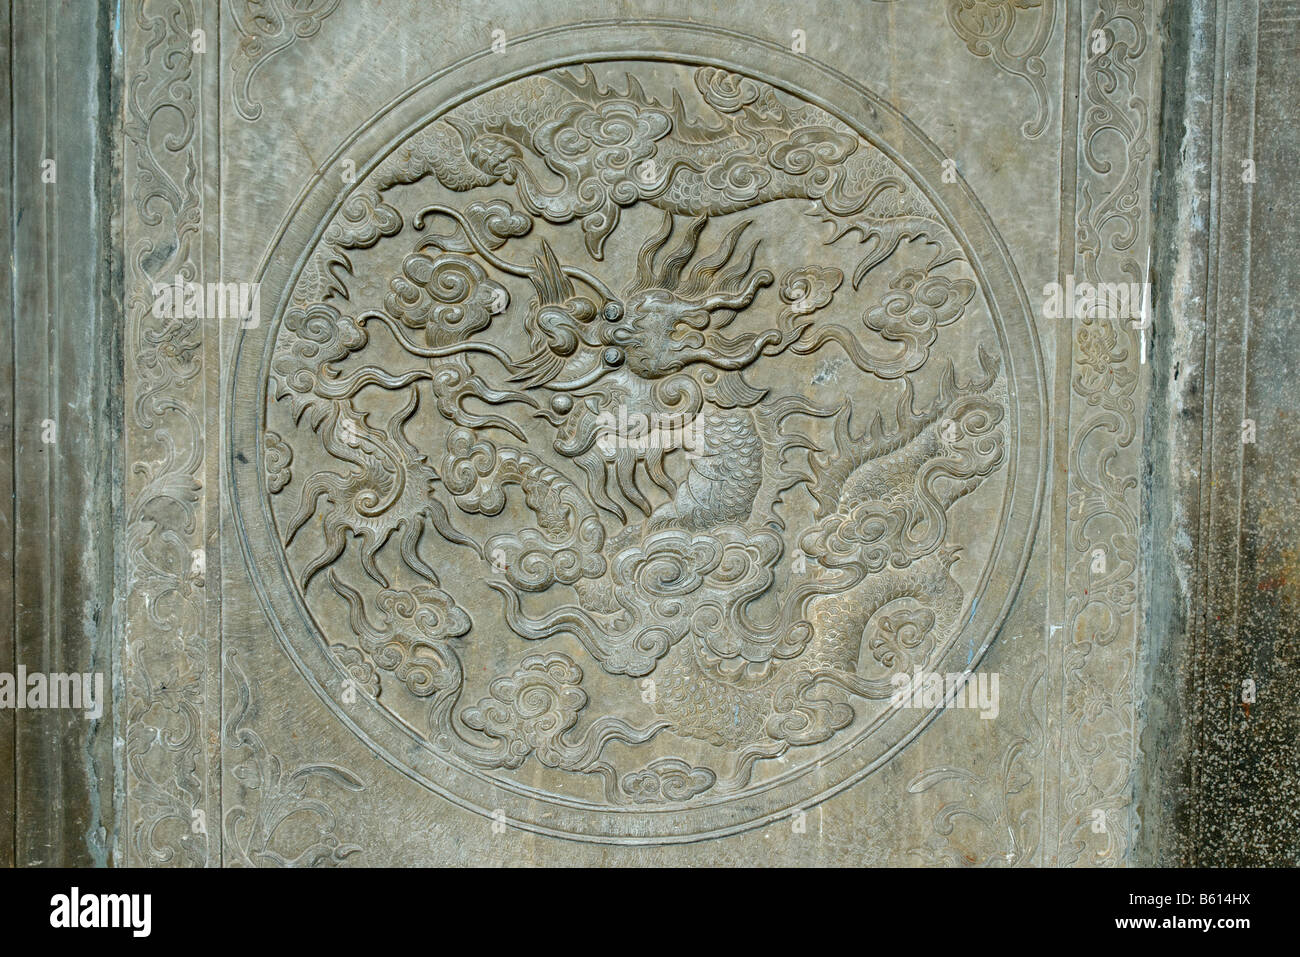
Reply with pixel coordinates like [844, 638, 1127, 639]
[1060, 0, 1151, 866]
[230, 0, 343, 121]
[945, 0, 1057, 138]
[123, 0, 215, 867]
[223, 653, 365, 866]
[229, 29, 1046, 843]
[94, 0, 1168, 863]
[908, 653, 1045, 866]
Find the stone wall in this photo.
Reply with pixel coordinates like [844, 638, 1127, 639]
[0, 0, 1293, 866]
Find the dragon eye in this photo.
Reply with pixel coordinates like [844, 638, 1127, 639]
[602, 301, 623, 322]
[602, 347, 624, 367]
[569, 297, 597, 322]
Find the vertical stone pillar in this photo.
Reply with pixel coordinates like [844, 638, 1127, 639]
[3, 0, 119, 866]
[1141, 0, 1300, 866]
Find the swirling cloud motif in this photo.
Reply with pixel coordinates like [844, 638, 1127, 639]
[780, 264, 844, 317]
[275, 303, 368, 387]
[864, 270, 976, 368]
[765, 670, 855, 747]
[800, 498, 911, 576]
[619, 758, 716, 804]
[487, 526, 606, 592]
[296, 187, 403, 304]
[794, 268, 976, 379]
[263, 430, 293, 494]
[416, 199, 533, 255]
[383, 251, 508, 347]
[441, 427, 608, 591]
[769, 127, 859, 175]
[270, 302, 368, 422]
[525, 99, 677, 255]
[704, 153, 772, 204]
[616, 525, 797, 666]
[573, 102, 672, 188]
[375, 584, 471, 645]
[694, 67, 784, 121]
[460, 654, 588, 770]
[323, 187, 403, 250]
[440, 428, 505, 515]
[330, 573, 471, 700]
[330, 643, 381, 699]
[768, 126, 862, 213]
[492, 523, 811, 680]
[612, 530, 726, 604]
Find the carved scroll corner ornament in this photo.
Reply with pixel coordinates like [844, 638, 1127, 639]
[906, 652, 1045, 866]
[945, 0, 1057, 139]
[230, 0, 343, 122]
[222, 652, 366, 867]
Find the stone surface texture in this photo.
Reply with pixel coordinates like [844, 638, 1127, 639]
[4, 0, 1294, 866]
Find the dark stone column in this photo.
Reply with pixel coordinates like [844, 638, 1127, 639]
[1140, 0, 1300, 866]
[4, 0, 120, 866]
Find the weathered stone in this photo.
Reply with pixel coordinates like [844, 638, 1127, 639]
[3, 0, 1294, 867]
[1140, 0, 1300, 866]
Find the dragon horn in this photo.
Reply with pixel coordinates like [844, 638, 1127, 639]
[529, 240, 575, 304]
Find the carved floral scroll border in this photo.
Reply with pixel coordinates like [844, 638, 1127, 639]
[1060, 0, 1151, 866]
[124, 0, 362, 866]
[123, 0, 214, 867]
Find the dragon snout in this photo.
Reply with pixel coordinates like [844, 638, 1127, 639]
[535, 297, 626, 357]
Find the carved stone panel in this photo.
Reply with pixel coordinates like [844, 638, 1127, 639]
[113, 1, 1165, 865]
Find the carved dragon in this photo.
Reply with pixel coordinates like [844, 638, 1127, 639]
[268, 66, 1009, 802]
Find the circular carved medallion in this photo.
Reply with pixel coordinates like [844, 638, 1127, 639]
[230, 23, 1045, 843]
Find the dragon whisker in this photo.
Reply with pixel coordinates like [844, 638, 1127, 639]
[358, 311, 520, 366]
[545, 360, 613, 392]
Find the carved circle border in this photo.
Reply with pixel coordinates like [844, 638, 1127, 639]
[227, 19, 1047, 844]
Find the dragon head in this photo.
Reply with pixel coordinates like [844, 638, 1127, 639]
[514, 212, 774, 391]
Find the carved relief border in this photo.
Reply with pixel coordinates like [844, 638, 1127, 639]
[1056, 0, 1158, 866]
[122, 0, 220, 865]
